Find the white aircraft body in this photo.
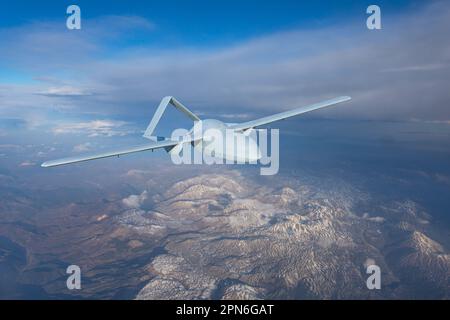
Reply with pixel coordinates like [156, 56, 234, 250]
[41, 96, 351, 168]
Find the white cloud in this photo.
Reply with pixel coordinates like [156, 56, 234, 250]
[52, 120, 130, 137]
[74, 1, 450, 122]
[0, 144, 22, 150]
[362, 213, 385, 223]
[122, 190, 148, 209]
[382, 63, 450, 73]
[35, 86, 91, 97]
[1, 3, 450, 125]
[363, 258, 376, 268]
[368, 216, 385, 223]
[19, 161, 35, 167]
[72, 142, 92, 153]
[434, 174, 450, 185]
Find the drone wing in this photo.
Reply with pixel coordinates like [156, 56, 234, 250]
[41, 139, 180, 168]
[228, 96, 351, 131]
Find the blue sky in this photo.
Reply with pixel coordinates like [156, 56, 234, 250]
[0, 0, 421, 59]
[0, 0, 449, 145]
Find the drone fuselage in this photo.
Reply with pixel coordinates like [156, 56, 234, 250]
[190, 119, 261, 163]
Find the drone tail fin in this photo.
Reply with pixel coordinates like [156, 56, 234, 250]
[143, 96, 200, 141]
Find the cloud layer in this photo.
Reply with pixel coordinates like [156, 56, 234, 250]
[52, 120, 131, 137]
[1, 2, 449, 131]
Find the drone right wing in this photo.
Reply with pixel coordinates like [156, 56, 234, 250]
[228, 96, 351, 131]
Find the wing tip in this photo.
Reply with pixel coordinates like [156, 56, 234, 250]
[42, 160, 63, 168]
[41, 161, 53, 168]
[339, 95, 352, 102]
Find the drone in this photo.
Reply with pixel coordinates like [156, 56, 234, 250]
[41, 95, 351, 168]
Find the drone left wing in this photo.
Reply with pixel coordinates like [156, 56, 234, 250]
[228, 96, 351, 131]
[41, 139, 179, 168]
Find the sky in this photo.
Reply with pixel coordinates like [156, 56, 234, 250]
[0, 0, 449, 160]
[1, 1, 450, 300]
